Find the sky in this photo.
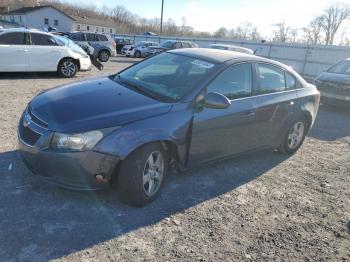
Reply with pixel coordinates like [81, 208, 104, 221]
[65, 0, 350, 38]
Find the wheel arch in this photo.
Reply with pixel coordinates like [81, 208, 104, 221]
[57, 57, 80, 71]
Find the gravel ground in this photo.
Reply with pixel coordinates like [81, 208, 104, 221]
[0, 56, 349, 262]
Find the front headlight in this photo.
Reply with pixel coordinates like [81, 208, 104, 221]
[51, 130, 103, 151]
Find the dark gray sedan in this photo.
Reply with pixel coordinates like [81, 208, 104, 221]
[18, 49, 320, 206]
[314, 59, 350, 108]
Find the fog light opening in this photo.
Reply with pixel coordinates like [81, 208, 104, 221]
[95, 173, 108, 184]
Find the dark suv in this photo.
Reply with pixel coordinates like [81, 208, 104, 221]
[114, 37, 135, 54]
[68, 32, 117, 62]
[146, 40, 198, 56]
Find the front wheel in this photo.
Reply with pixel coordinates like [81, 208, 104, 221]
[117, 143, 168, 206]
[58, 58, 77, 78]
[279, 118, 308, 154]
[98, 50, 110, 62]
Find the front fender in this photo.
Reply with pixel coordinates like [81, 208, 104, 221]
[94, 103, 193, 166]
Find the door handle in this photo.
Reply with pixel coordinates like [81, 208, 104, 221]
[243, 111, 255, 117]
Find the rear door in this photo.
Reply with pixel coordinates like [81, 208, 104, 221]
[254, 63, 299, 146]
[28, 33, 63, 71]
[189, 62, 261, 166]
[0, 32, 30, 71]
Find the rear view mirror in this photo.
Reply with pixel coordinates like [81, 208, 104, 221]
[201, 92, 231, 109]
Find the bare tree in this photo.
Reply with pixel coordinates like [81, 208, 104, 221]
[318, 2, 350, 45]
[303, 17, 323, 44]
[272, 21, 289, 42]
[214, 27, 228, 38]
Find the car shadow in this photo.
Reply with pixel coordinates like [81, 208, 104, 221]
[0, 72, 62, 80]
[308, 105, 350, 141]
[0, 106, 348, 260]
[0, 149, 287, 261]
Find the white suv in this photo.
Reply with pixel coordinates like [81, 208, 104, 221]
[0, 28, 91, 77]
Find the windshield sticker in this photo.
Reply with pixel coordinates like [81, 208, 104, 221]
[191, 60, 214, 69]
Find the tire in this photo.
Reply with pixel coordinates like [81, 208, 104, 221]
[118, 143, 168, 207]
[278, 117, 308, 154]
[134, 50, 141, 58]
[58, 58, 77, 78]
[98, 50, 110, 62]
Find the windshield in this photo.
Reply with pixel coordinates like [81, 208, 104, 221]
[53, 35, 87, 55]
[210, 45, 228, 50]
[328, 60, 350, 75]
[114, 52, 216, 102]
[161, 41, 174, 49]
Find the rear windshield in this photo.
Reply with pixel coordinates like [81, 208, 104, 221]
[328, 60, 350, 75]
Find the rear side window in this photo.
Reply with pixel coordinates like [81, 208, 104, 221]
[30, 33, 57, 46]
[0, 32, 26, 45]
[182, 42, 191, 48]
[97, 34, 108, 41]
[257, 64, 286, 94]
[86, 34, 96, 41]
[207, 63, 253, 100]
[285, 72, 297, 90]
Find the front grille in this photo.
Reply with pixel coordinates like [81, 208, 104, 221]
[28, 107, 48, 128]
[19, 122, 41, 146]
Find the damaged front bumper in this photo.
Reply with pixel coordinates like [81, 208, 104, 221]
[17, 112, 119, 191]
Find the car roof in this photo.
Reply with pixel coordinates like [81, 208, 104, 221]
[0, 27, 54, 36]
[169, 48, 286, 66]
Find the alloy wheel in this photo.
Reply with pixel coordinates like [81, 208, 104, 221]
[287, 121, 305, 150]
[142, 150, 164, 197]
[61, 61, 76, 77]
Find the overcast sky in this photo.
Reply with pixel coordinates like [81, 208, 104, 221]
[65, 0, 350, 38]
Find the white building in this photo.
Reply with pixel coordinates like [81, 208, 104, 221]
[4, 5, 117, 34]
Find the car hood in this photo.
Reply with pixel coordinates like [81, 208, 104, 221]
[316, 72, 350, 85]
[29, 77, 172, 133]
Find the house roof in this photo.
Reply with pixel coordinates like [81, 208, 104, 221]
[8, 5, 116, 29]
[8, 5, 75, 21]
[71, 15, 116, 29]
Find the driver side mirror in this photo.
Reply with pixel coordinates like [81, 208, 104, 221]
[200, 92, 231, 109]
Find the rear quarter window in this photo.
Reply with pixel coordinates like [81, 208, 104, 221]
[97, 34, 108, 41]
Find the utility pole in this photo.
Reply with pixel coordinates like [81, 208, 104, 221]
[160, 0, 164, 35]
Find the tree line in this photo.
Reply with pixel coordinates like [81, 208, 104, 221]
[1, 0, 349, 45]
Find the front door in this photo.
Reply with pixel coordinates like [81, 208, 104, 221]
[188, 63, 261, 166]
[28, 33, 63, 71]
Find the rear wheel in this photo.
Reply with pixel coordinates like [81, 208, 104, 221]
[118, 143, 168, 206]
[58, 58, 77, 78]
[98, 50, 110, 62]
[279, 118, 308, 154]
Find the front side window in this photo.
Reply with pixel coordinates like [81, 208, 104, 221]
[30, 33, 57, 46]
[257, 64, 286, 94]
[0, 32, 26, 45]
[207, 63, 252, 100]
[116, 52, 217, 102]
[44, 18, 49, 25]
[328, 60, 350, 75]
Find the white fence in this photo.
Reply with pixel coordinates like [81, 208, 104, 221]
[116, 34, 350, 78]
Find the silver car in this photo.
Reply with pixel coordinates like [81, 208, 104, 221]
[69, 32, 117, 62]
[209, 44, 254, 55]
[122, 41, 159, 58]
